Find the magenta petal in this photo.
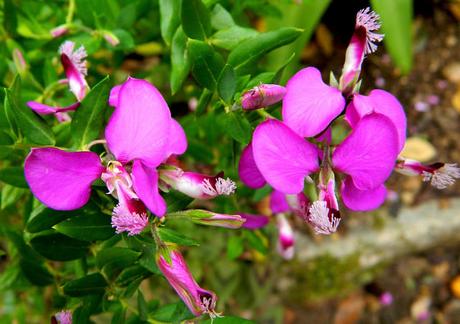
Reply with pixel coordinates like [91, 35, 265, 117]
[238, 143, 266, 189]
[341, 176, 387, 211]
[240, 213, 270, 229]
[108, 85, 121, 107]
[166, 119, 187, 157]
[131, 160, 166, 217]
[270, 190, 290, 214]
[332, 113, 399, 190]
[346, 90, 407, 151]
[282, 67, 345, 137]
[27, 102, 58, 115]
[105, 78, 172, 167]
[24, 148, 104, 210]
[252, 119, 319, 194]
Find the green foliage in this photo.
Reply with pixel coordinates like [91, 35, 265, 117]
[371, 0, 413, 74]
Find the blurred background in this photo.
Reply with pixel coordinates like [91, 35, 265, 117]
[1, 0, 460, 323]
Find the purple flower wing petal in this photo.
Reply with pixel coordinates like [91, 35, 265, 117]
[105, 78, 171, 167]
[24, 148, 103, 210]
[341, 177, 387, 211]
[131, 160, 166, 217]
[282, 67, 345, 137]
[252, 119, 319, 194]
[108, 85, 121, 107]
[270, 190, 290, 214]
[166, 118, 187, 156]
[240, 213, 270, 229]
[27, 102, 58, 115]
[238, 143, 266, 189]
[347, 90, 407, 151]
[332, 113, 399, 190]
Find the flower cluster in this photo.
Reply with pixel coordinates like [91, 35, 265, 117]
[238, 7, 459, 239]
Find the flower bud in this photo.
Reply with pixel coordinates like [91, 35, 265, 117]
[50, 25, 69, 38]
[241, 84, 286, 110]
[156, 247, 219, 318]
[102, 31, 120, 47]
[173, 209, 246, 229]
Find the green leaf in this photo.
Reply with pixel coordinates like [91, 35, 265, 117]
[210, 4, 234, 30]
[71, 76, 110, 149]
[170, 27, 191, 95]
[5, 88, 55, 145]
[228, 27, 303, 73]
[137, 290, 148, 321]
[243, 231, 267, 254]
[218, 64, 236, 103]
[3, 0, 18, 37]
[115, 265, 151, 287]
[224, 112, 252, 145]
[202, 316, 255, 324]
[150, 302, 195, 322]
[0, 166, 27, 188]
[26, 202, 100, 233]
[188, 39, 225, 90]
[0, 265, 21, 290]
[63, 273, 108, 297]
[96, 247, 141, 279]
[19, 258, 54, 286]
[158, 228, 199, 247]
[227, 235, 244, 260]
[30, 232, 90, 261]
[1, 184, 26, 209]
[211, 26, 258, 50]
[160, 0, 181, 46]
[164, 190, 194, 213]
[371, 0, 413, 73]
[54, 213, 114, 241]
[181, 0, 211, 40]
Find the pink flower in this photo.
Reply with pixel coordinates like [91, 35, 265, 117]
[50, 25, 69, 38]
[27, 101, 80, 123]
[276, 214, 295, 260]
[52, 310, 72, 324]
[340, 8, 383, 93]
[396, 159, 460, 189]
[59, 41, 89, 101]
[159, 166, 236, 199]
[241, 84, 286, 110]
[25, 78, 188, 234]
[239, 213, 270, 229]
[157, 248, 219, 318]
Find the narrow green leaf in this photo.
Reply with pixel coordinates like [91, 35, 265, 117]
[228, 27, 303, 73]
[5, 88, 55, 145]
[19, 258, 54, 286]
[54, 213, 114, 241]
[115, 265, 151, 287]
[26, 202, 99, 233]
[188, 39, 225, 90]
[96, 247, 141, 279]
[243, 231, 268, 254]
[150, 302, 195, 322]
[160, 0, 181, 46]
[0, 166, 27, 188]
[170, 27, 191, 95]
[137, 290, 148, 321]
[210, 4, 234, 30]
[63, 273, 108, 297]
[218, 64, 236, 103]
[224, 112, 252, 145]
[30, 232, 90, 261]
[1, 184, 26, 209]
[181, 0, 211, 40]
[202, 316, 255, 324]
[158, 228, 200, 247]
[71, 76, 110, 149]
[227, 235, 244, 260]
[371, 0, 413, 73]
[211, 26, 258, 50]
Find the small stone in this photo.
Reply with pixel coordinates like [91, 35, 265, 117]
[401, 137, 437, 162]
[443, 62, 460, 83]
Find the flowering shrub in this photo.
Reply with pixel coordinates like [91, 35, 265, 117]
[0, 1, 458, 323]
